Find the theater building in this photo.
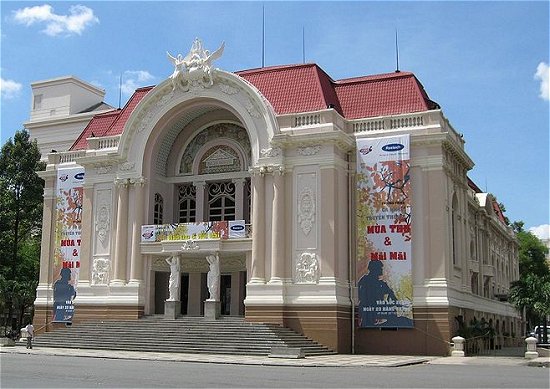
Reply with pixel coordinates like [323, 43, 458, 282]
[27, 39, 520, 355]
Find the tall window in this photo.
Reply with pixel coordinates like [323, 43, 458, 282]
[471, 272, 479, 295]
[207, 181, 235, 221]
[452, 194, 458, 265]
[153, 193, 163, 224]
[178, 184, 196, 223]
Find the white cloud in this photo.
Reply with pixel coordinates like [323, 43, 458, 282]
[0, 77, 22, 99]
[121, 71, 155, 96]
[529, 224, 550, 241]
[534, 62, 549, 101]
[13, 4, 99, 37]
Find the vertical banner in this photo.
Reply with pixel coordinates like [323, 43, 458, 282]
[356, 135, 413, 328]
[52, 167, 84, 322]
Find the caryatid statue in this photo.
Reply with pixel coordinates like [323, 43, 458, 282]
[206, 252, 220, 301]
[165, 254, 181, 301]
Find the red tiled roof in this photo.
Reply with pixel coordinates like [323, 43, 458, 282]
[237, 64, 334, 114]
[237, 64, 436, 119]
[334, 72, 433, 119]
[105, 87, 153, 137]
[71, 86, 153, 150]
[71, 110, 120, 150]
[70, 64, 438, 150]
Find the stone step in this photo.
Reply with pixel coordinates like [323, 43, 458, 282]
[33, 316, 336, 356]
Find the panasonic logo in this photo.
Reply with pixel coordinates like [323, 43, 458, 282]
[382, 143, 405, 152]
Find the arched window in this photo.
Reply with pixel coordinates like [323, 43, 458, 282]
[207, 181, 235, 221]
[154, 193, 163, 224]
[178, 184, 196, 223]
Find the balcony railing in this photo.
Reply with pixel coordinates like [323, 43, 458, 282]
[141, 220, 250, 243]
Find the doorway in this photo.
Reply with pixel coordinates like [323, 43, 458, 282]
[220, 275, 232, 315]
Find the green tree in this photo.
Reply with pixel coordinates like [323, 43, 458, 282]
[0, 130, 45, 334]
[508, 225, 550, 343]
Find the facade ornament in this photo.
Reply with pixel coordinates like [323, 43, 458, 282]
[260, 147, 282, 158]
[182, 239, 199, 251]
[298, 145, 321, 156]
[137, 90, 175, 133]
[165, 254, 181, 301]
[96, 165, 113, 175]
[95, 204, 111, 246]
[167, 38, 225, 91]
[245, 101, 260, 118]
[91, 257, 110, 285]
[219, 83, 239, 95]
[206, 252, 220, 301]
[295, 252, 319, 284]
[298, 186, 316, 236]
[120, 161, 136, 171]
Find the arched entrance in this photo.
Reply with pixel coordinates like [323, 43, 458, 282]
[145, 116, 252, 317]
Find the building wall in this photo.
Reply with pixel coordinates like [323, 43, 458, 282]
[31, 70, 520, 356]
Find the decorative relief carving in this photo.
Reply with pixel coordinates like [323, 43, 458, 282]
[120, 162, 136, 171]
[295, 252, 319, 284]
[96, 165, 113, 175]
[179, 123, 250, 174]
[95, 204, 111, 246]
[137, 90, 176, 133]
[91, 257, 110, 285]
[298, 145, 321, 156]
[182, 239, 200, 251]
[245, 101, 260, 118]
[260, 147, 282, 158]
[219, 83, 239, 95]
[298, 186, 316, 236]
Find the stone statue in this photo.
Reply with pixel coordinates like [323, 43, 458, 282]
[206, 252, 220, 301]
[165, 254, 181, 301]
[167, 38, 225, 91]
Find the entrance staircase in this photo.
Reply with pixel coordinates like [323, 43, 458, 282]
[30, 316, 335, 356]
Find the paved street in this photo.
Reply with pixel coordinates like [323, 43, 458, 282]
[1, 349, 549, 388]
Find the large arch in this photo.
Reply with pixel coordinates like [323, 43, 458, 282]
[118, 71, 279, 177]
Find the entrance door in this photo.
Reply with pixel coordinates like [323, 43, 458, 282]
[154, 272, 169, 314]
[220, 275, 231, 315]
[180, 273, 189, 315]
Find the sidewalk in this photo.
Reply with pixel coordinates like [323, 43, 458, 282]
[1, 345, 548, 368]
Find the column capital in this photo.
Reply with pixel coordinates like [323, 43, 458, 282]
[232, 177, 247, 185]
[249, 164, 285, 176]
[129, 176, 146, 187]
[114, 178, 130, 187]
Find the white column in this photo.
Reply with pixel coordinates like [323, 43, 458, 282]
[232, 178, 246, 220]
[129, 177, 146, 283]
[269, 167, 285, 283]
[250, 171, 265, 283]
[78, 184, 94, 283]
[194, 181, 206, 222]
[112, 178, 129, 284]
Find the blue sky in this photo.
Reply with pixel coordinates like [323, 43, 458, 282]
[1, 1, 549, 237]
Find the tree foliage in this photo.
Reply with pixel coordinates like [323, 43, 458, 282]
[508, 224, 550, 342]
[0, 130, 45, 334]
